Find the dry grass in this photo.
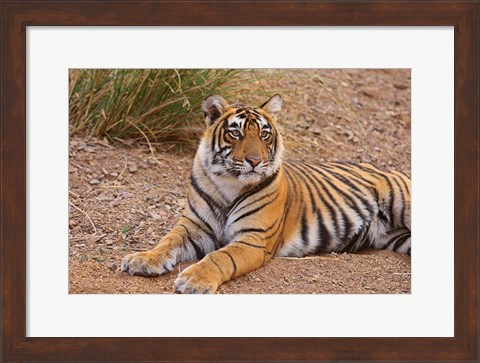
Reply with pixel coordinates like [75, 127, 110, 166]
[69, 69, 264, 144]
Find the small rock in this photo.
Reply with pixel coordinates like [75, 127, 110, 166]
[149, 211, 161, 219]
[128, 164, 138, 173]
[97, 194, 112, 201]
[105, 239, 114, 246]
[84, 146, 96, 153]
[360, 87, 380, 99]
[89, 179, 100, 185]
[108, 263, 117, 272]
[393, 82, 408, 90]
[309, 125, 323, 135]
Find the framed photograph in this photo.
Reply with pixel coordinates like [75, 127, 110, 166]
[1, 1, 478, 362]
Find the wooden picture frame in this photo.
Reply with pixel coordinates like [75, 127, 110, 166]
[1, 1, 478, 361]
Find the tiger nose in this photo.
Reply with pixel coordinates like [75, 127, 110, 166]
[246, 157, 261, 168]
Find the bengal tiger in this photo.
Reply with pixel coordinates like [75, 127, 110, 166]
[121, 94, 411, 294]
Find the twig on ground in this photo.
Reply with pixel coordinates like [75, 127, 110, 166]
[69, 190, 80, 198]
[116, 155, 128, 181]
[275, 256, 322, 260]
[69, 201, 97, 235]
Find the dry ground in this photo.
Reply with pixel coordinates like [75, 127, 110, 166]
[69, 69, 411, 294]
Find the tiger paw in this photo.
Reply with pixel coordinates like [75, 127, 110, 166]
[174, 264, 220, 294]
[120, 250, 175, 277]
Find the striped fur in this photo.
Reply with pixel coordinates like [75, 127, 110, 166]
[121, 94, 411, 294]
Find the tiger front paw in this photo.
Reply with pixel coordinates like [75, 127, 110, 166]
[174, 263, 220, 294]
[120, 250, 175, 277]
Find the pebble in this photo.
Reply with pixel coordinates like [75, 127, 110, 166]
[149, 211, 161, 219]
[84, 146, 96, 153]
[129, 165, 138, 173]
[89, 179, 100, 185]
[108, 263, 117, 272]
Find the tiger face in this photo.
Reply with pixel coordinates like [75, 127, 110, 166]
[199, 94, 284, 185]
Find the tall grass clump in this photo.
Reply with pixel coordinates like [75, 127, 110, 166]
[69, 69, 253, 143]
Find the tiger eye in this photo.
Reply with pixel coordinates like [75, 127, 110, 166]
[229, 130, 241, 138]
[260, 130, 270, 139]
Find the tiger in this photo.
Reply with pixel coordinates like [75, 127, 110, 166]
[121, 94, 411, 294]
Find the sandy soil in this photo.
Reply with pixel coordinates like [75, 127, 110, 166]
[69, 69, 411, 294]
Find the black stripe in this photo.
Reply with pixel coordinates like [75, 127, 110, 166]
[189, 238, 204, 260]
[324, 163, 376, 188]
[188, 199, 214, 234]
[172, 226, 187, 247]
[216, 120, 228, 154]
[228, 169, 279, 214]
[181, 215, 216, 242]
[391, 176, 407, 229]
[210, 119, 223, 153]
[218, 250, 237, 277]
[394, 235, 410, 251]
[283, 165, 303, 222]
[264, 216, 284, 240]
[383, 231, 410, 250]
[356, 164, 396, 226]
[301, 208, 309, 246]
[230, 195, 278, 224]
[190, 172, 224, 220]
[233, 218, 278, 238]
[393, 173, 410, 227]
[340, 227, 368, 253]
[233, 240, 266, 249]
[229, 190, 277, 217]
[200, 164, 229, 204]
[178, 224, 204, 260]
[208, 255, 227, 279]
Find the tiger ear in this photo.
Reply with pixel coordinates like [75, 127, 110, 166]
[260, 94, 282, 116]
[202, 95, 229, 127]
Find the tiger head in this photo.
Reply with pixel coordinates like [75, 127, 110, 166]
[198, 94, 284, 185]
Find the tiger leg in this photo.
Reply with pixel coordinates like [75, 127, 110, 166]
[379, 228, 411, 255]
[174, 236, 273, 294]
[120, 217, 216, 277]
[372, 170, 411, 255]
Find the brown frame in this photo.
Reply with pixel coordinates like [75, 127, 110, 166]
[1, 1, 478, 362]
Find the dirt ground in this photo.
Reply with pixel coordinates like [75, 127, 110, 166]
[69, 69, 411, 294]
